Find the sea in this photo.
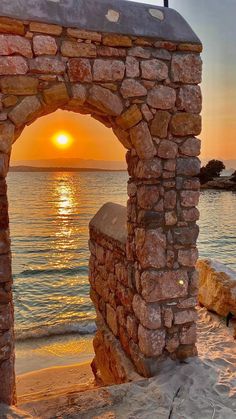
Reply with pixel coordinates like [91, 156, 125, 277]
[7, 171, 236, 373]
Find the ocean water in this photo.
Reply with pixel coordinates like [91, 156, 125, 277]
[7, 172, 236, 344]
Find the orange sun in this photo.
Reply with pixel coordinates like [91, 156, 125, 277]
[52, 132, 73, 149]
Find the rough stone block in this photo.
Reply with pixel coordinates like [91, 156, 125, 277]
[0, 17, 25, 35]
[29, 57, 65, 74]
[166, 334, 179, 353]
[180, 324, 197, 345]
[33, 35, 58, 56]
[0, 356, 16, 405]
[69, 84, 87, 106]
[180, 191, 200, 207]
[126, 315, 138, 342]
[0, 75, 39, 95]
[130, 121, 156, 160]
[177, 43, 202, 53]
[141, 270, 188, 303]
[68, 58, 92, 82]
[9, 96, 42, 127]
[0, 34, 32, 57]
[93, 59, 125, 81]
[126, 56, 140, 78]
[67, 28, 102, 42]
[0, 56, 28, 75]
[2, 95, 18, 108]
[165, 211, 177, 226]
[164, 190, 176, 210]
[141, 104, 153, 122]
[181, 208, 200, 222]
[116, 105, 142, 130]
[0, 229, 10, 255]
[29, 22, 62, 36]
[128, 47, 151, 59]
[0, 155, 9, 179]
[0, 121, 14, 153]
[174, 310, 198, 325]
[0, 329, 13, 361]
[150, 111, 171, 138]
[61, 41, 96, 57]
[141, 59, 168, 81]
[163, 307, 173, 328]
[179, 137, 201, 157]
[97, 46, 126, 57]
[120, 79, 147, 98]
[147, 86, 176, 110]
[177, 85, 202, 113]
[0, 303, 13, 330]
[106, 303, 118, 336]
[158, 140, 178, 159]
[173, 225, 199, 246]
[177, 157, 200, 176]
[136, 228, 166, 269]
[102, 34, 132, 47]
[152, 48, 171, 60]
[178, 297, 197, 309]
[138, 324, 165, 357]
[113, 127, 131, 149]
[132, 294, 161, 329]
[88, 85, 123, 116]
[170, 113, 201, 136]
[178, 248, 198, 267]
[134, 158, 162, 179]
[137, 185, 159, 210]
[171, 53, 202, 84]
[43, 83, 69, 106]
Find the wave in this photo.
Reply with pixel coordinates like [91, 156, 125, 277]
[17, 266, 88, 278]
[15, 320, 97, 342]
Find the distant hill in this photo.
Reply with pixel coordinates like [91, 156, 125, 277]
[9, 166, 125, 172]
[11, 158, 126, 171]
[11, 158, 236, 172]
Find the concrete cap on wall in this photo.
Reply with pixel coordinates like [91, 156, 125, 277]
[0, 0, 201, 44]
[90, 202, 127, 244]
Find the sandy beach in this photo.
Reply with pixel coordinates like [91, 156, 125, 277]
[17, 362, 96, 403]
[9, 307, 235, 418]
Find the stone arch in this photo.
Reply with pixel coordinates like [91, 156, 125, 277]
[0, 0, 202, 405]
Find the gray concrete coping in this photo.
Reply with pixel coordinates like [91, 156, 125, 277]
[0, 0, 201, 44]
[90, 202, 127, 245]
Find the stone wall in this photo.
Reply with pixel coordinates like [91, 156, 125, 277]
[0, 1, 202, 404]
[89, 199, 199, 382]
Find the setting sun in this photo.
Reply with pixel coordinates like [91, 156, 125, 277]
[52, 132, 73, 149]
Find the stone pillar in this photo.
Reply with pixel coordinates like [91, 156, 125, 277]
[0, 153, 16, 405]
[90, 45, 202, 379]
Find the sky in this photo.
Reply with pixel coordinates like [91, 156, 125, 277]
[11, 0, 236, 164]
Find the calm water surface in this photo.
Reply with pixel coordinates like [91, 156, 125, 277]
[7, 172, 236, 341]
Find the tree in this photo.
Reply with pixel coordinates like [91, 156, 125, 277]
[199, 159, 225, 184]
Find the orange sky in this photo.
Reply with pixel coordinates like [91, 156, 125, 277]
[12, 111, 126, 162]
[11, 0, 236, 163]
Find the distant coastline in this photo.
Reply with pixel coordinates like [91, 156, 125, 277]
[10, 166, 126, 172]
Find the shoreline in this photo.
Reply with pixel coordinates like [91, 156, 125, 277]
[16, 332, 94, 375]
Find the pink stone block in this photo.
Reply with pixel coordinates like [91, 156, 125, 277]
[0, 56, 28, 75]
[33, 35, 58, 56]
[141, 270, 188, 302]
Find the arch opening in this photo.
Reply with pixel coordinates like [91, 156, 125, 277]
[8, 109, 128, 392]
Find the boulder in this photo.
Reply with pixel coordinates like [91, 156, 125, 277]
[197, 259, 236, 316]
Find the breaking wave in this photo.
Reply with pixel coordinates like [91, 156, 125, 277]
[15, 320, 97, 342]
